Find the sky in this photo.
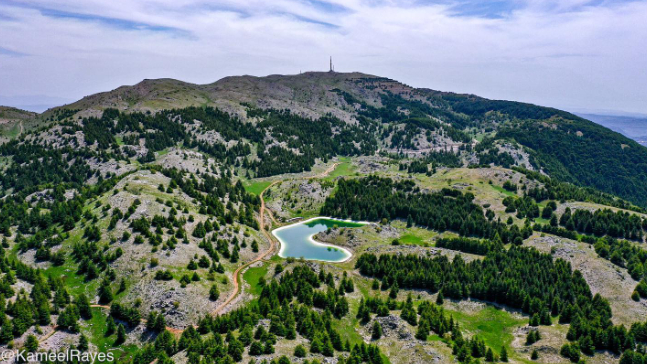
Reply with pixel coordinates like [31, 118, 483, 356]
[1, 0, 646, 114]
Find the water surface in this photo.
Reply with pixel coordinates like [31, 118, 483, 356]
[272, 217, 366, 262]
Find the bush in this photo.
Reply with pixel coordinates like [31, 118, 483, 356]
[294, 344, 306, 358]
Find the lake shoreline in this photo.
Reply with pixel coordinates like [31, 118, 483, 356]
[271, 217, 370, 263]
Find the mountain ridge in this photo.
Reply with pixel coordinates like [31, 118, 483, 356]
[41, 72, 383, 118]
[3, 71, 647, 206]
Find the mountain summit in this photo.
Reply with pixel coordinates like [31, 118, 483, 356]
[27, 71, 644, 207]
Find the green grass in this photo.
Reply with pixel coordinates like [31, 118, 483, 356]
[269, 255, 284, 263]
[446, 305, 526, 350]
[428, 334, 445, 342]
[390, 223, 437, 247]
[332, 307, 365, 347]
[491, 184, 516, 197]
[398, 233, 424, 246]
[327, 157, 356, 178]
[80, 307, 141, 361]
[244, 180, 272, 196]
[84, 307, 114, 351]
[243, 265, 268, 296]
[156, 148, 170, 157]
[304, 218, 365, 228]
[45, 263, 101, 297]
[2, 123, 22, 139]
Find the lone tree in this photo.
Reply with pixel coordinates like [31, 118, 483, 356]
[294, 345, 306, 358]
[209, 284, 220, 301]
[500, 346, 509, 362]
[115, 324, 127, 345]
[372, 321, 383, 340]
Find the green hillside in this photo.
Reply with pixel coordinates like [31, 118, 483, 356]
[1, 72, 647, 364]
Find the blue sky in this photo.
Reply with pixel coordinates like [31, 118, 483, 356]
[1, 0, 646, 114]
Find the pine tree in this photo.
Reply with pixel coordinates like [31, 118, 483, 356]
[310, 336, 322, 353]
[322, 336, 334, 357]
[105, 316, 116, 336]
[209, 284, 220, 301]
[37, 303, 51, 325]
[372, 279, 380, 290]
[118, 279, 127, 293]
[500, 346, 509, 362]
[0, 320, 12, 344]
[485, 348, 495, 362]
[25, 335, 38, 352]
[57, 305, 80, 332]
[249, 341, 263, 355]
[416, 321, 430, 341]
[77, 293, 92, 320]
[389, 283, 399, 299]
[78, 334, 89, 351]
[154, 314, 166, 332]
[147, 311, 158, 331]
[98, 279, 113, 304]
[229, 247, 239, 263]
[115, 324, 127, 345]
[192, 222, 206, 238]
[529, 313, 540, 326]
[540, 310, 552, 325]
[550, 214, 558, 227]
[372, 321, 383, 340]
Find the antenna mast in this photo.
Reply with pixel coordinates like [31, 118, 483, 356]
[330, 56, 333, 72]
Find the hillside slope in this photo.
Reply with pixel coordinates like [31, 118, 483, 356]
[0, 106, 38, 141]
[2, 72, 647, 364]
[40, 71, 647, 207]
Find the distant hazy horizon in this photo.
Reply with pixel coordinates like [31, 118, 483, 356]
[576, 112, 647, 146]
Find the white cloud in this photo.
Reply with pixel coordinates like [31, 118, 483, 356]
[1, 0, 646, 114]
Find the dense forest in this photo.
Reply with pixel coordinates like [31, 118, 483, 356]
[497, 119, 647, 207]
[321, 176, 530, 244]
[356, 248, 639, 359]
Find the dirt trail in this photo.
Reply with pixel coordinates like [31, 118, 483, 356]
[266, 208, 279, 226]
[211, 180, 280, 316]
[59, 162, 341, 343]
[211, 162, 339, 315]
[317, 162, 339, 179]
[38, 325, 60, 342]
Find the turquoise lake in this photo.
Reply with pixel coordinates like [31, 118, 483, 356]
[272, 218, 366, 262]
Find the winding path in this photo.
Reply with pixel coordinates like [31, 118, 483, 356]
[211, 162, 340, 315]
[211, 180, 280, 315]
[42, 162, 342, 346]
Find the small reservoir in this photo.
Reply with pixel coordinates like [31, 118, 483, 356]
[272, 217, 366, 262]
